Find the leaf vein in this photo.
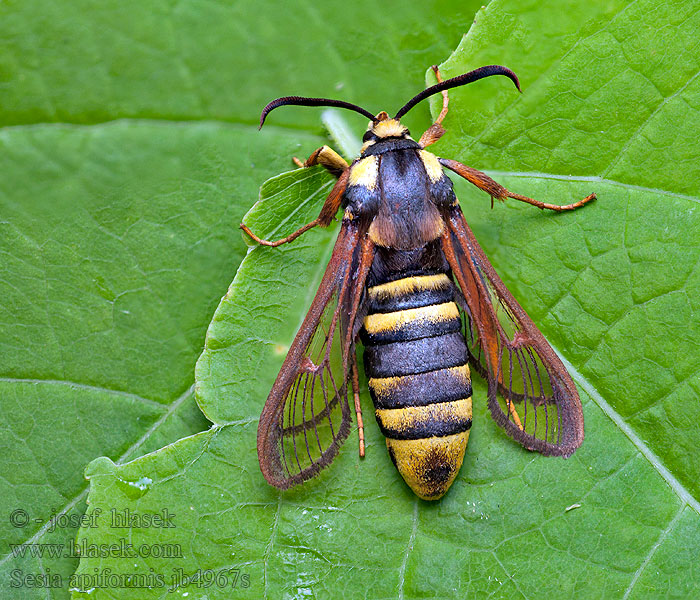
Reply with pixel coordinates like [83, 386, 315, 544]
[0, 377, 166, 409]
[397, 497, 418, 600]
[555, 350, 700, 514]
[622, 505, 685, 599]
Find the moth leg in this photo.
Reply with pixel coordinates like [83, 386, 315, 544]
[419, 65, 450, 148]
[293, 145, 349, 178]
[504, 190, 596, 212]
[240, 168, 350, 247]
[240, 219, 321, 247]
[506, 398, 524, 431]
[440, 158, 596, 211]
[351, 355, 365, 457]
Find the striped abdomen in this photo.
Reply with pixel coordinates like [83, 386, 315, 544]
[361, 272, 472, 500]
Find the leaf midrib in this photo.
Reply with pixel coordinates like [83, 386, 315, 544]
[484, 170, 700, 204]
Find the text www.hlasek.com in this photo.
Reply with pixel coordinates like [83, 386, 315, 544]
[10, 538, 182, 559]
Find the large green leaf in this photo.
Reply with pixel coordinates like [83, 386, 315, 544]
[71, 0, 700, 598]
[0, 1, 481, 598]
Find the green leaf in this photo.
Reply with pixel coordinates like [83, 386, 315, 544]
[74, 1, 700, 599]
[0, 0, 482, 598]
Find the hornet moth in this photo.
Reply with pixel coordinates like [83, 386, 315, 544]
[243, 65, 594, 500]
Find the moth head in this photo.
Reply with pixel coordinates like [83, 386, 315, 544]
[362, 112, 411, 144]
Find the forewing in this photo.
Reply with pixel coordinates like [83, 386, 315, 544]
[442, 206, 583, 457]
[257, 220, 373, 488]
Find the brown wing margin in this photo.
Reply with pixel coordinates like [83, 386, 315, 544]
[257, 218, 374, 488]
[441, 205, 584, 457]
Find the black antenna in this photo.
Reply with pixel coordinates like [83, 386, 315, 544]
[259, 96, 376, 129]
[394, 65, 521, 119]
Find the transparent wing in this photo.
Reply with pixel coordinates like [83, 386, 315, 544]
[442, 206, 583, 456]
[257, 220, 373, 488]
